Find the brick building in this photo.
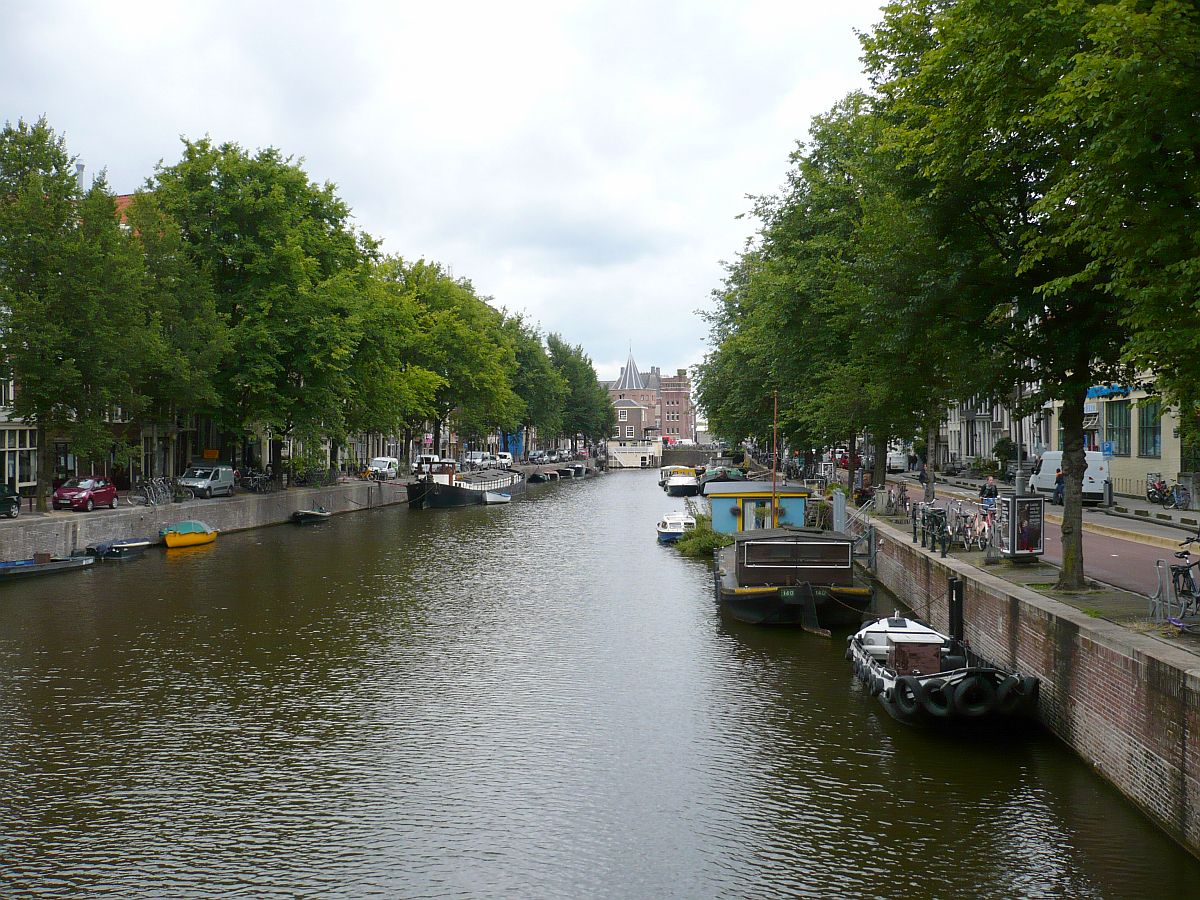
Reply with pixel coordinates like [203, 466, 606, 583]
[604, 351, 695, 444]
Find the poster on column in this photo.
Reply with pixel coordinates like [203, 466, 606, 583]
[1014, 496, 1045, 555]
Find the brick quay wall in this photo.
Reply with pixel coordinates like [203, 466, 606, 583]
[0, 481, 409, 562]
[871, 517, 1200, 857]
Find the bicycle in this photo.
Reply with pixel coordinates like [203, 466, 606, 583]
[1163, 482, 1192, 510]
[125, 477, 156, 506]
[170, 479, 195, 502]
[1146, 472, 1167, 504]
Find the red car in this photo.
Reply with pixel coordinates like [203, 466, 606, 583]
[52, 476, 119, 511]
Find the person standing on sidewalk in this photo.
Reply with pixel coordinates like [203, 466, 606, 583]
[1053, 468, 1065, 505]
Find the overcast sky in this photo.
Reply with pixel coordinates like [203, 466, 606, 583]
[3, 0, 884, 380]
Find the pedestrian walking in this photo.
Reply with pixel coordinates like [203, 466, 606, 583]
[1053, 468, 1064, 505]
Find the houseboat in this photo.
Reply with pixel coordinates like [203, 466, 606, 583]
[702, 480, 812, 534]
[712, 526, 873, 627]
[406, 460, 523, 510]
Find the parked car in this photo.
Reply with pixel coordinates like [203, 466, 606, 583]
[496, 452, 513, 468]
[179, 464, 237, 498]
[529, 450, 546, 463]
[0, 484, 19, 518]
[53, 476, 118, 511]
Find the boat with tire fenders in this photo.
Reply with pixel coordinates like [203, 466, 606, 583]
[847, 612, 1039, 725]
[160, 520, 218, 548]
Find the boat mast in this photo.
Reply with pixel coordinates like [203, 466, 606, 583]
[772, 391, 779, 527]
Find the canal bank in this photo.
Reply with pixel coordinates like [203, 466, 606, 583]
[0, 480, 411, 561]
[868, 514, 1200, 858]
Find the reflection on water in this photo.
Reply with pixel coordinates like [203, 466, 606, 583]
[0, 470, 1196, 898]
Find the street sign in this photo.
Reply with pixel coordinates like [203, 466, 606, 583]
[1101, 441, 1114, 457]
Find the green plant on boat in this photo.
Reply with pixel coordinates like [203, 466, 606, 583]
[674, 510, 732, 559]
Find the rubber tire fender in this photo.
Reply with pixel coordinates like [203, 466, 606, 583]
[872, 677, 885, 697]
[893, 675, 923, 717]
[920, 679, 954, 718]
[953, 675, 997, 717]
[993, 681, 1022, 715]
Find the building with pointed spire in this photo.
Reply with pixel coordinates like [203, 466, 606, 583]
[603, 351, 695, 445]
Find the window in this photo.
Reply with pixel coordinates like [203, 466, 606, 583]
[618, 409, 628, 422]
[625, 426, 634, 438]
[1138, 399, 1161, 458]
[1105, 399, 1131, 456]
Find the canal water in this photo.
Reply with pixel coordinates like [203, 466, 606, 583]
[1, 469, 1197, 898]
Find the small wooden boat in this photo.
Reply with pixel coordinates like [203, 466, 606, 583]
[556, 468, 576, 479]
[656, 512, 696, 543]
[86, 539, 152, 560]
[0, 554, 95, 579]
[483, 491, 512, 504]
[291, 506, 332, 525]
[160, 520, 218, 548]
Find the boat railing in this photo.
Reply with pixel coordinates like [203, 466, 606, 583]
[457, 472, 521, 492]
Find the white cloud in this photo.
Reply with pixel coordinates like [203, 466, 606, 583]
[2, 0, 885, 379]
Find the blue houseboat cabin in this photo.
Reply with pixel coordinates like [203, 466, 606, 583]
[702, 481, 812, 534]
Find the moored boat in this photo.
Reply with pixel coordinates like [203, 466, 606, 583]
[665, 467, 700, 497]
[291, 506, 332, 525]
[406, 461, 523, 510]
[160, 520, 218, 548]
[0, 554, 95, 579]
[483, 491, 511, 504]
[847, 613, 1039, 726]
[656, 512, 696, 543]
[712, 527, 872, 628]
[86, 539, 152, 560]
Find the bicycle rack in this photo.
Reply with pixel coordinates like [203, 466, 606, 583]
[1148, 559, 1168, 622]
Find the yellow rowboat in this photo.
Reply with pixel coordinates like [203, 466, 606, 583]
[160, 520, 218, 548]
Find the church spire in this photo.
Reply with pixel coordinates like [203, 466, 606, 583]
[613, 349, 643, 391]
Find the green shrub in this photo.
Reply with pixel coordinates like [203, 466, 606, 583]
[675, 512, 733, 559]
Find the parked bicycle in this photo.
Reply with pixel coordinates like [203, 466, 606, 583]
[1146, 472, 1168, 504]
[1162, 481, 1192, 510]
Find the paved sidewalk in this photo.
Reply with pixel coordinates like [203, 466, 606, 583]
[889, 471, 1199, 550]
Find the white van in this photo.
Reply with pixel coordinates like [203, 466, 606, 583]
[496, 452, 513, 468]
[366, 456, 399, 479]
[179, 464, 236, 498]
[886, 450, 908, 473]
[1030, 451, 1109, 502]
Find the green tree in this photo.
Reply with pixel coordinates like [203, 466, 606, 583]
[380, 258, 521, 457]
[547, 334, 613, 448]
[150, 138, 375, 470]
[0, 119, 154, 510]
[503, 315, 567, 454]
[862, 0, 1133, 587]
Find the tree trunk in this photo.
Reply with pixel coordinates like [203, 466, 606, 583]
[36, 423, 52, 513]
[1055, 385, 1088, 591]
[924, 425, 938, 502]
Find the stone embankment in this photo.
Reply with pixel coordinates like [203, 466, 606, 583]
[0, 480, 409, 561]
[870, 516, 1200, 858]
